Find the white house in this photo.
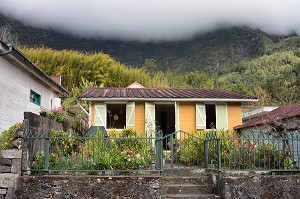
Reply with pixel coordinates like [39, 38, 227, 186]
[0, 41, 68, 132]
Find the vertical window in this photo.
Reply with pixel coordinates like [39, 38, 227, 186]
[205, 104, 216, 129]
[106, 104, 126, 129]
[30, 90, 41, 106]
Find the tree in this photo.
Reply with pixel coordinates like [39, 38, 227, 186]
[0, 25, 18, 45]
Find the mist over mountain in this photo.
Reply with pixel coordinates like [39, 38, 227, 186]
[0, 12, 279, 72]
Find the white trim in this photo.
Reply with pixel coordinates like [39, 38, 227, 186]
[89, 101, 92, 127]
[145, 102, 155, 138]
[196, 104, 206, 129]
[154, 102, 175, 105]
[94, 104, 106, 127]
[104, 101, 128, 104]
[82, 98, 258, 102]
[126, 102, 135, 127]
[215, 103, 228, 130]
[175, 102, 180, 132]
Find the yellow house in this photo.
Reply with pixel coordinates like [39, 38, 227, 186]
[79, 83, 257, 136]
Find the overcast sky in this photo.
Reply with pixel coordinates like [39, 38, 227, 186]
[0, 0, 300, 41]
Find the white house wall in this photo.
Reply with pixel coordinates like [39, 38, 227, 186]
[0, 56, 60, 133]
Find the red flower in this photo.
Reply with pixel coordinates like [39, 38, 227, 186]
[78, 145, 83, 149]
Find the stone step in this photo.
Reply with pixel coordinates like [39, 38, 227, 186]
[162, 194, 222, 199]
[162, 176, 211, 185]
[161, 184, 212, 195]
[163, 168, 206, 177]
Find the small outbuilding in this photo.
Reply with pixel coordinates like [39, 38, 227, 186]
[79, 83, 257, 136]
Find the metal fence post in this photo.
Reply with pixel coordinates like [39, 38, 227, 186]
[217, 138, 222, 195]
[217, 138, 221, 170]
[155, 130, 163, 171]
[204, 140, 208, 168]
[170, 135, 174, 168]
[44, 136, 50, 174]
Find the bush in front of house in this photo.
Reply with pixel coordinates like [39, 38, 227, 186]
[31, 128, 155, 173]
[0, 123, 22, 156]
[221, 139, 293, 170]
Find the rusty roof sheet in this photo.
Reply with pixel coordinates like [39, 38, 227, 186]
[235, 102, 300, 130]
[79, 87, 257, 101]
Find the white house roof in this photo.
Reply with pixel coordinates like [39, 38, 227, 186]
[0, 41, 68, 95]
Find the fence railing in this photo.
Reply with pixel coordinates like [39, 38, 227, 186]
[163, 130, 206, 168]
[22, 128, 163, 175]
[21, 127, 300, 175]
[205, 131, 300, 172]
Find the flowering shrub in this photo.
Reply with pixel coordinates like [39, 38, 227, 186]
[0, 123, 22, 155]
[34, 128, 155, 172]
[221, 140, 291, 170]
[50, 130, 73, 154]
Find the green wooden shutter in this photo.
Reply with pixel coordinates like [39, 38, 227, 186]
[196, 104, 206, 129]
[94, 103, 107, 127]
[145, 102, 155, 137]
[126, 102, 135, 127]
[216, 104, 228, 130]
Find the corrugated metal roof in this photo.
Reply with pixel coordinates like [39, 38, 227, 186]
[79, 87, 257, 101]
[235, 102, 300, 130]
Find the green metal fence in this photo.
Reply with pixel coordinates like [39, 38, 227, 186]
[22, 127, 300, 176]
[204, 131, 300, 172]
[162, 130, 206, 168]
[22, 127, 164, 175]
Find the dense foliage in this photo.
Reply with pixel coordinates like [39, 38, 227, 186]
[0, 123, 22, 155]
[21, 35, 300, 108]
[32, 128, 155, 172]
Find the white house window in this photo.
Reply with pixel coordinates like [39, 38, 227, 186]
[94, 102, 135, 129]
[30, 90, 41, 106]
[196, 103, 228, 130]
[106, 104, 126, 129]
[205, 104, 216, 129]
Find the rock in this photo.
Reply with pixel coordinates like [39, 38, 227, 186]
[0, 159, 12, 166]
[14, 129, 23, 138]
[0, 173, 19, 188]
[11, 159, 21, 174]
[2, 150, 22, 159]
[0, 189, 6, 195]
[6, 188, 15, 199]
[0, 166, 11, 173]
[12, 139, 22, 149]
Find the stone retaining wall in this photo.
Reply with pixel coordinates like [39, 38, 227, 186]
[16, 176, 161, 199]
[222, 175, 300, 199]
[0, 149, 21, 199]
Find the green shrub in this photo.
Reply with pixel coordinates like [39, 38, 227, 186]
[0, 123, 22, 155]
[35, 128, 155, 172]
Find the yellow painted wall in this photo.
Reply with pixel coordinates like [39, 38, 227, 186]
[135, 101, 145, 134]
[90, 100, 242, 134]
[227, 102, 242, 132]
[179, 102, 196, 133]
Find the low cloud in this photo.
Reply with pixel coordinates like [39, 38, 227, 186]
[0, 0, 300, 41]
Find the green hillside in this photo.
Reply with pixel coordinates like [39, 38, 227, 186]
[21, 38, 300, 108]
[0, 13, 275, 72]
[2, 12, 300, 107]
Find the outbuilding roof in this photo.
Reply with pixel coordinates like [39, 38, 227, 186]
[79, 87, 257, 102]
[234, 102, 300, 130]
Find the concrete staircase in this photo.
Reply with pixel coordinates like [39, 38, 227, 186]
[161, 167, 221, 199]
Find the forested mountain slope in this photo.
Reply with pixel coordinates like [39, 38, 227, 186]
[2, 12, 300, 107]
[0, 13, 275, 72]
